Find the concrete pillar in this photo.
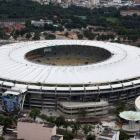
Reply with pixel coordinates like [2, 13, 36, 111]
[96, 94, 100, 102]
[129, 120, 135, 129]
[27, 93, 31, 109]
[55, 95, 57, 111]
[127, 90, 131, 102]
[41, 94, 44, 110]
[135, 88, 140, 98]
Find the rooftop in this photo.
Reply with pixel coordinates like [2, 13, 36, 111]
[134, 132, 140, 139]
[52, 135, 63, 140]
[18, 119, 55, 128]
[59, 101, 108, 108]
[0, 40, 140, 90]
[121, 10, 140, 12]
[99, 127, 119, 139]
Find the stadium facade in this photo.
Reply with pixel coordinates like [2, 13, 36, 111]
[0, 40, 140, 116]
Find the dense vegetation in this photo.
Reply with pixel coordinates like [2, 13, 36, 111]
[0, 0, 140, 42]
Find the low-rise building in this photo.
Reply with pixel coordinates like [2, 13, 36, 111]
[113, 0, 121, 4]
[99, 128, 119, 140]
[0, 126, 3, 137]
[17, 119, 62, 140]
[58, 101, 109, 117]
[31, 19, 53, 26]
[135, 0, 140, 4]
[120, 10, 140, 16]
[134, 132, 140, 140]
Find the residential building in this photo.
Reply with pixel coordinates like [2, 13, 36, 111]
[99, 128, 119, 140]
[113, 0, 121, 3]
[90, 0, 99, 5]
[17, 119, 62, 140]
[135, 0, 140, 4]
[120, 10, 140, 16]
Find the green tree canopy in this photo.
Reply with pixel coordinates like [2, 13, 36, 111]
[72, 121, 81, 135]
[86, 135, 96, 140]
[0, 116, 14, 132]
[55, 116, 65, 130]
[63, 132, 74, 140]
[119, 130, 130, 140]
[40, 114, 48, 121]
[29, 108, 41, 120]
[82, 124, 92, 135]
[26, 33, 32, 40]
[79, 109, 87, 118]
[63, 120, 71, 132]
[32, 32, 40, 40]
[113, 100, 126, 116]
[47, 116, 56, 123]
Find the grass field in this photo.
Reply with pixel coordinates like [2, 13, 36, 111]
[106, 18, 118, 23]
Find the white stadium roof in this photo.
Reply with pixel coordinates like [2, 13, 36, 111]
[0, 40, 140, 86]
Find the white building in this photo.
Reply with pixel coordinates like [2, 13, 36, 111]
[134, 133, 140, 140]
[113, 0, 121, 3]
[31, 19, 53, 27]
[99, 128, 119, 140]
[0, 126, 3, 137]
[90, 0, 99, 5]
[57, 0, 61, 3]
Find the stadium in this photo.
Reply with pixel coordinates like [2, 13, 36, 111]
[0, 40, 140, 116]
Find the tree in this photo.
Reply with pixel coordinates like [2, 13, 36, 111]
[113, 100, 126, 117]
[64, 132, 74, 140]
[0, 116, 13, 132]
[86, 135, 96, 140]
[77, 34, 83, 39]
[45, 34, 56, 40]
[13, 33, 18, 40]
[72, 121, 81, 135]
[19, 29, 26, 36]
[26, 33, 32, 40]
[40, 114, 47, 121]
[0, 29, 4, 39]
[63, 120, 71, 132]
[25, 20, 31, 28]
[65, 32, 68, 37]
[82, 124, 92, 135]
[47, 116, 56, 123]
[79, 109, 87, 118]
[0, 137, 5, 140]
[119, 130, 130, 140]
[32, 32, 40, 40]
[29, 108, 41, 120]
[55, 116, 65, 130]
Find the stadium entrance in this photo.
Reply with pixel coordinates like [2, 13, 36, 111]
[2, 87, 27, 116]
